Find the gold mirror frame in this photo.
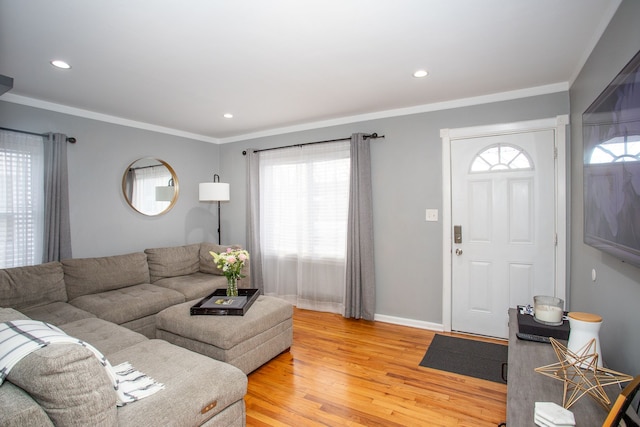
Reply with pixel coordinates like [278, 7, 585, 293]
[122, 158, 179, 216]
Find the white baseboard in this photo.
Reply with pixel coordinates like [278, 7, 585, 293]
[373, 314, 444, 332]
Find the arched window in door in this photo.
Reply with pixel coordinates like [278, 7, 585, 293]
[470, 143, 534, 172]
[588, 135, 640, 164]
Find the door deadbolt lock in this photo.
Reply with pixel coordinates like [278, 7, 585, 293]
[454, 225, 462, 244]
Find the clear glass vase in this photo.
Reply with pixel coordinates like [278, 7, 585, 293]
[226, 276, 238, 297]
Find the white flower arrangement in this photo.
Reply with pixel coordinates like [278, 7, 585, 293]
[210, 248, 249, 281]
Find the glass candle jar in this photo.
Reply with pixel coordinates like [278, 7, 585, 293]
[533, 295, 564, 326]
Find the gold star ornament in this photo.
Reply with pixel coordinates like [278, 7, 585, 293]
[534, 338, 633, 410]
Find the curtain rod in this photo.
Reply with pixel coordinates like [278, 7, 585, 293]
[242, 133, 384, 155]
[0, 126, 77, 143]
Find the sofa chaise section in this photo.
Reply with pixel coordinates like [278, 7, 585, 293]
[0, 307, 248, 427]
[62, 315, 248, 426]
[110, 339, 247, 426]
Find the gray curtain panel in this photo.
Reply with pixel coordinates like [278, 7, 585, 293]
[246, 150, 264, 292]
[344, 133, 376, 320]
[43, 133, 72, 262]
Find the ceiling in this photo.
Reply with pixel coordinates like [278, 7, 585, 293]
[0, 0, 621, 143]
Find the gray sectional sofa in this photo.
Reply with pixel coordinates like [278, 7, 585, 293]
[0, 242, 257, 427]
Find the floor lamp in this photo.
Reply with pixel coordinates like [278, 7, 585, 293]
[199, 174, 230, 244]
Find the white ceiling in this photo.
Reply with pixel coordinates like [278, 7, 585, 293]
[0, 0, 621, 143]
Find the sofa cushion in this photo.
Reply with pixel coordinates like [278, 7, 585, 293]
[120, 315, 157, 339]
[63, 252, 150, 300]
[145, 244, 200, 283]
[6, 343, 117, 426]
[69, 283, 185, 325]
[0, 380, 54, 427]
[21, 301, 96, 325]
[59, 317, 148, 356]
[0, 262, 67, 310]
[110, 339, 247, 427]
[153, 272, 228, 301]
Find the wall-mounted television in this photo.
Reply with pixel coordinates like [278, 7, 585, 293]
[583, 49, 640, 267]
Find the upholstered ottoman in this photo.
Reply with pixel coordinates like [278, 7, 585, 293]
[155, 295, 293, 374]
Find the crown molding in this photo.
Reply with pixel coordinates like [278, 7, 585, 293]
[0, 93, 221, 144]
[220, 82, 569, 143]
[2, 81, 568, 145]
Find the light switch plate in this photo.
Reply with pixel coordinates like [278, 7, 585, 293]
[426, 209, 438, 222]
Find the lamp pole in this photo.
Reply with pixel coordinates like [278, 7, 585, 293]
[214, 174, 222, 244]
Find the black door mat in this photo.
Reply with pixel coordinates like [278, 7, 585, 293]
[419, 334, 508, 384]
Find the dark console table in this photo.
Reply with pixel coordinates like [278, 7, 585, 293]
[507, 308, 617, 426]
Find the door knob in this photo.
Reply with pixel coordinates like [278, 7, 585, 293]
[455, 248, 463, 256]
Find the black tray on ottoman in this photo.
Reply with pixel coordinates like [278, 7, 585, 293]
[190, 288, 260, 316]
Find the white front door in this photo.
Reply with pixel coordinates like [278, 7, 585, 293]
[450, 130, 557, 338]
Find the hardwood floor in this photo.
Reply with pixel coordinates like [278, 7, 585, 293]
[245, 308, 507, 426]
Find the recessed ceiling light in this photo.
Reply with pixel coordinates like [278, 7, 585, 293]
[223, 113, 234, 119]
[413, 69, 429, 78]
[51, 60, 71, 69]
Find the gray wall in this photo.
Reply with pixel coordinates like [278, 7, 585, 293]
[0, 101, 221, 257]
[1, 76, 573, 344]
[220, 92, 569, 325]
[569, 0, 640, 375]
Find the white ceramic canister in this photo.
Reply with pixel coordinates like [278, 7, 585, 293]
[567, 312, 603, 368]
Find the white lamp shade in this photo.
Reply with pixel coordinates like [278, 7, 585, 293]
[199, 182, 230, 201]
[155, 186, 175, 201]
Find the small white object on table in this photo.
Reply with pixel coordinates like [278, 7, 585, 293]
[534, 402, 575, 427]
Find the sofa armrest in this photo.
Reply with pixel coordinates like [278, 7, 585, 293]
[0, 381, 54, 427]
[7, 344, 117, 426]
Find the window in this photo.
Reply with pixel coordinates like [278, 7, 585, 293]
[258, 140, 350, 314]
[0, 131, 44, 267]
[470, 143, 533, 172]
[260, 142, 350, 259]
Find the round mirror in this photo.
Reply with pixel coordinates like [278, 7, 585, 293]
[122, 158, 179, 216]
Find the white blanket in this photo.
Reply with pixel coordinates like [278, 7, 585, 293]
[0, 320, 164, 406]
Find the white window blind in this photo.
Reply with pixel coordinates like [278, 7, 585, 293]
[0, 131, 44, 268]
[259, 140, 350, 313]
